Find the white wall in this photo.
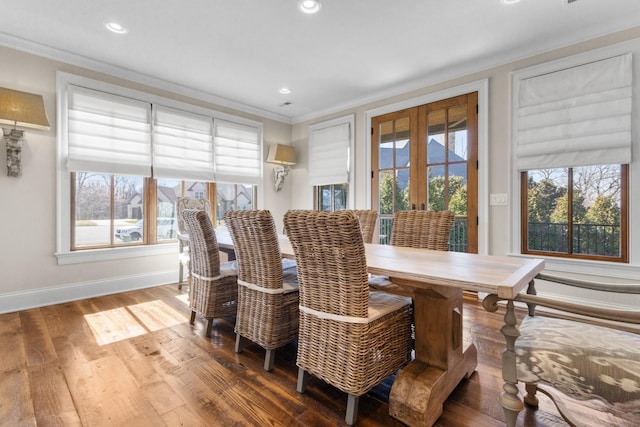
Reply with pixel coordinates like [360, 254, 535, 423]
[0, 46, 295, 313]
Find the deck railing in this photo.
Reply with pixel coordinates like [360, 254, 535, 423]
[527, 222, 620, 256]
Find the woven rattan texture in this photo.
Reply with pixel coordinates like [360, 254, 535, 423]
[390, 210, 455, 250]
[284, 210, 412, 396]
[350, 209, 378, 244]
[224, 210, 299, 350]
[176, 198, 212, 287]
[181, 209, 237, 319]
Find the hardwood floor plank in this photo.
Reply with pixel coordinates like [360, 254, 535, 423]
[0, 312, 36, 426]
[64, 355, 165, 426]
[19, 308, 58, 367]
[28, 362, 81, 427]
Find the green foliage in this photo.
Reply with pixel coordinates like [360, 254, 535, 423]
[549, 191, 586, 224]
[448, 184, 467, 216]
[527, 178, 565, 223]
[584, 195, 620, 225]
[427, 175, 465, 212]
[527, 170, 622, 257]
[378, 171, 409, 214]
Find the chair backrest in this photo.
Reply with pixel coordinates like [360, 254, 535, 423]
[284, 210, 369, 318]
[177, 197, 212, 235]
[224, 210, 284, 289]
[180, 209, 221, 278]
[390, 210, 455, 251]
[350, 209, 378, 244]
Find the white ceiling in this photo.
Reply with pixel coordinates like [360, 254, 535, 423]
[1, 0, 639, 123]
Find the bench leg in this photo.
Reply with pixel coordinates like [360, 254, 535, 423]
[524, 382, 539, 407]
[500, 300, 524, 427]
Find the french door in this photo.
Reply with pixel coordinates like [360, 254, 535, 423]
[371, 92, 478, 253]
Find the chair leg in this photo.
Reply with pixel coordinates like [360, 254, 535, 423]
[264, 349, 276, 371]
[178, 263, 183, 290]
[189, 311, 196, 325]
[345, 394, 359, 425]
[524, 382, 539, 407]
[205, 318, 213, 337]
[296, 368, 308, 393]
[235, 333, 244, 353]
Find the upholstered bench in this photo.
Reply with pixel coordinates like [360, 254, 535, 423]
[484, 273, 640, 427]
[516, 314, 640, 426]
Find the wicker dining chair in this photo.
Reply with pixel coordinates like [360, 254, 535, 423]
[224, 210, 299, 371]
[181, 209, 237, 337]
[284, 210, 413, 426]
[390, 209, 455, 250]
[176, 197, 212, 289]
[350, 209, 378, 244]
[369, 209, 455, 297]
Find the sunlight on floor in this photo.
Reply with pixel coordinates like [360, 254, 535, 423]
[84, 300, 188, 345]
[175, 293, 189, 306]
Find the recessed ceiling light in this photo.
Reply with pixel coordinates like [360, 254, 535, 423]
[279, 87, 291, 94]
[298, 0, 321, 14]
[501, 0, 521, 4]
[105, 22, 128, 34]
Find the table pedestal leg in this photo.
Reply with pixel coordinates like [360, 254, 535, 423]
[389, 285, 477, 426]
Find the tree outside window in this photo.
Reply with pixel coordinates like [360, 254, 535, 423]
[523, 165, 627, 261]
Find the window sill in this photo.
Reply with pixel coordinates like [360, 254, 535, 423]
[56, 243, 178, 265]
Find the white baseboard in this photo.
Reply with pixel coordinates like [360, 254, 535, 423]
[0, 270, 177, 314]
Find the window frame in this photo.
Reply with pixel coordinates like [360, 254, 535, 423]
[56, 72, 264, 264]
[520, 165, 628, 263]
[314, 183, 349, 211]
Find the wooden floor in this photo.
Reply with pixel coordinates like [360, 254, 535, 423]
[0, 284, 569, 427]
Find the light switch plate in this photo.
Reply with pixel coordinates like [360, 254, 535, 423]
[490, 193, 508, 205]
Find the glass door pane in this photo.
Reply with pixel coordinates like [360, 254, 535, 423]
[373, 111, 415, 244]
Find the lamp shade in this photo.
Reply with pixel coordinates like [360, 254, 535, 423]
[266, 144, 296, 166]
[0, 87, 50, 130]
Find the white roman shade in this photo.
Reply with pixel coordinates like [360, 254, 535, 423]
[152, 105, 215, 181]
[516, 53, 632, 170]
[67, 85, 152, 176]
[308, 121, 351, 186]
[213, 119, 262, 185]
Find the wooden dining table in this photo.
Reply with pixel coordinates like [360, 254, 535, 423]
[216, 229, 545, 426]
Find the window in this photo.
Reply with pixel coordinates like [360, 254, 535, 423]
[316, 184, 348, 211]
[513, 53, 632, 263]
[57, 72, 262, 261]
[522, 165, 628, 262]
[216, 183, 256, 222]
[309, 115, 354, 210]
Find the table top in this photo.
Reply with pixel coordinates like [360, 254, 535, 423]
[216, 229, 544, 300]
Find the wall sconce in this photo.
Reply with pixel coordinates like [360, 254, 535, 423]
[266, 144, 296, 192]
[0, 87, 50, 177]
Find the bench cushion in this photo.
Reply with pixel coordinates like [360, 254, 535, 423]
[516, 315, 640, 425]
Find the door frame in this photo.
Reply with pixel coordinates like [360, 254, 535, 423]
[365, 79, 489, 255]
